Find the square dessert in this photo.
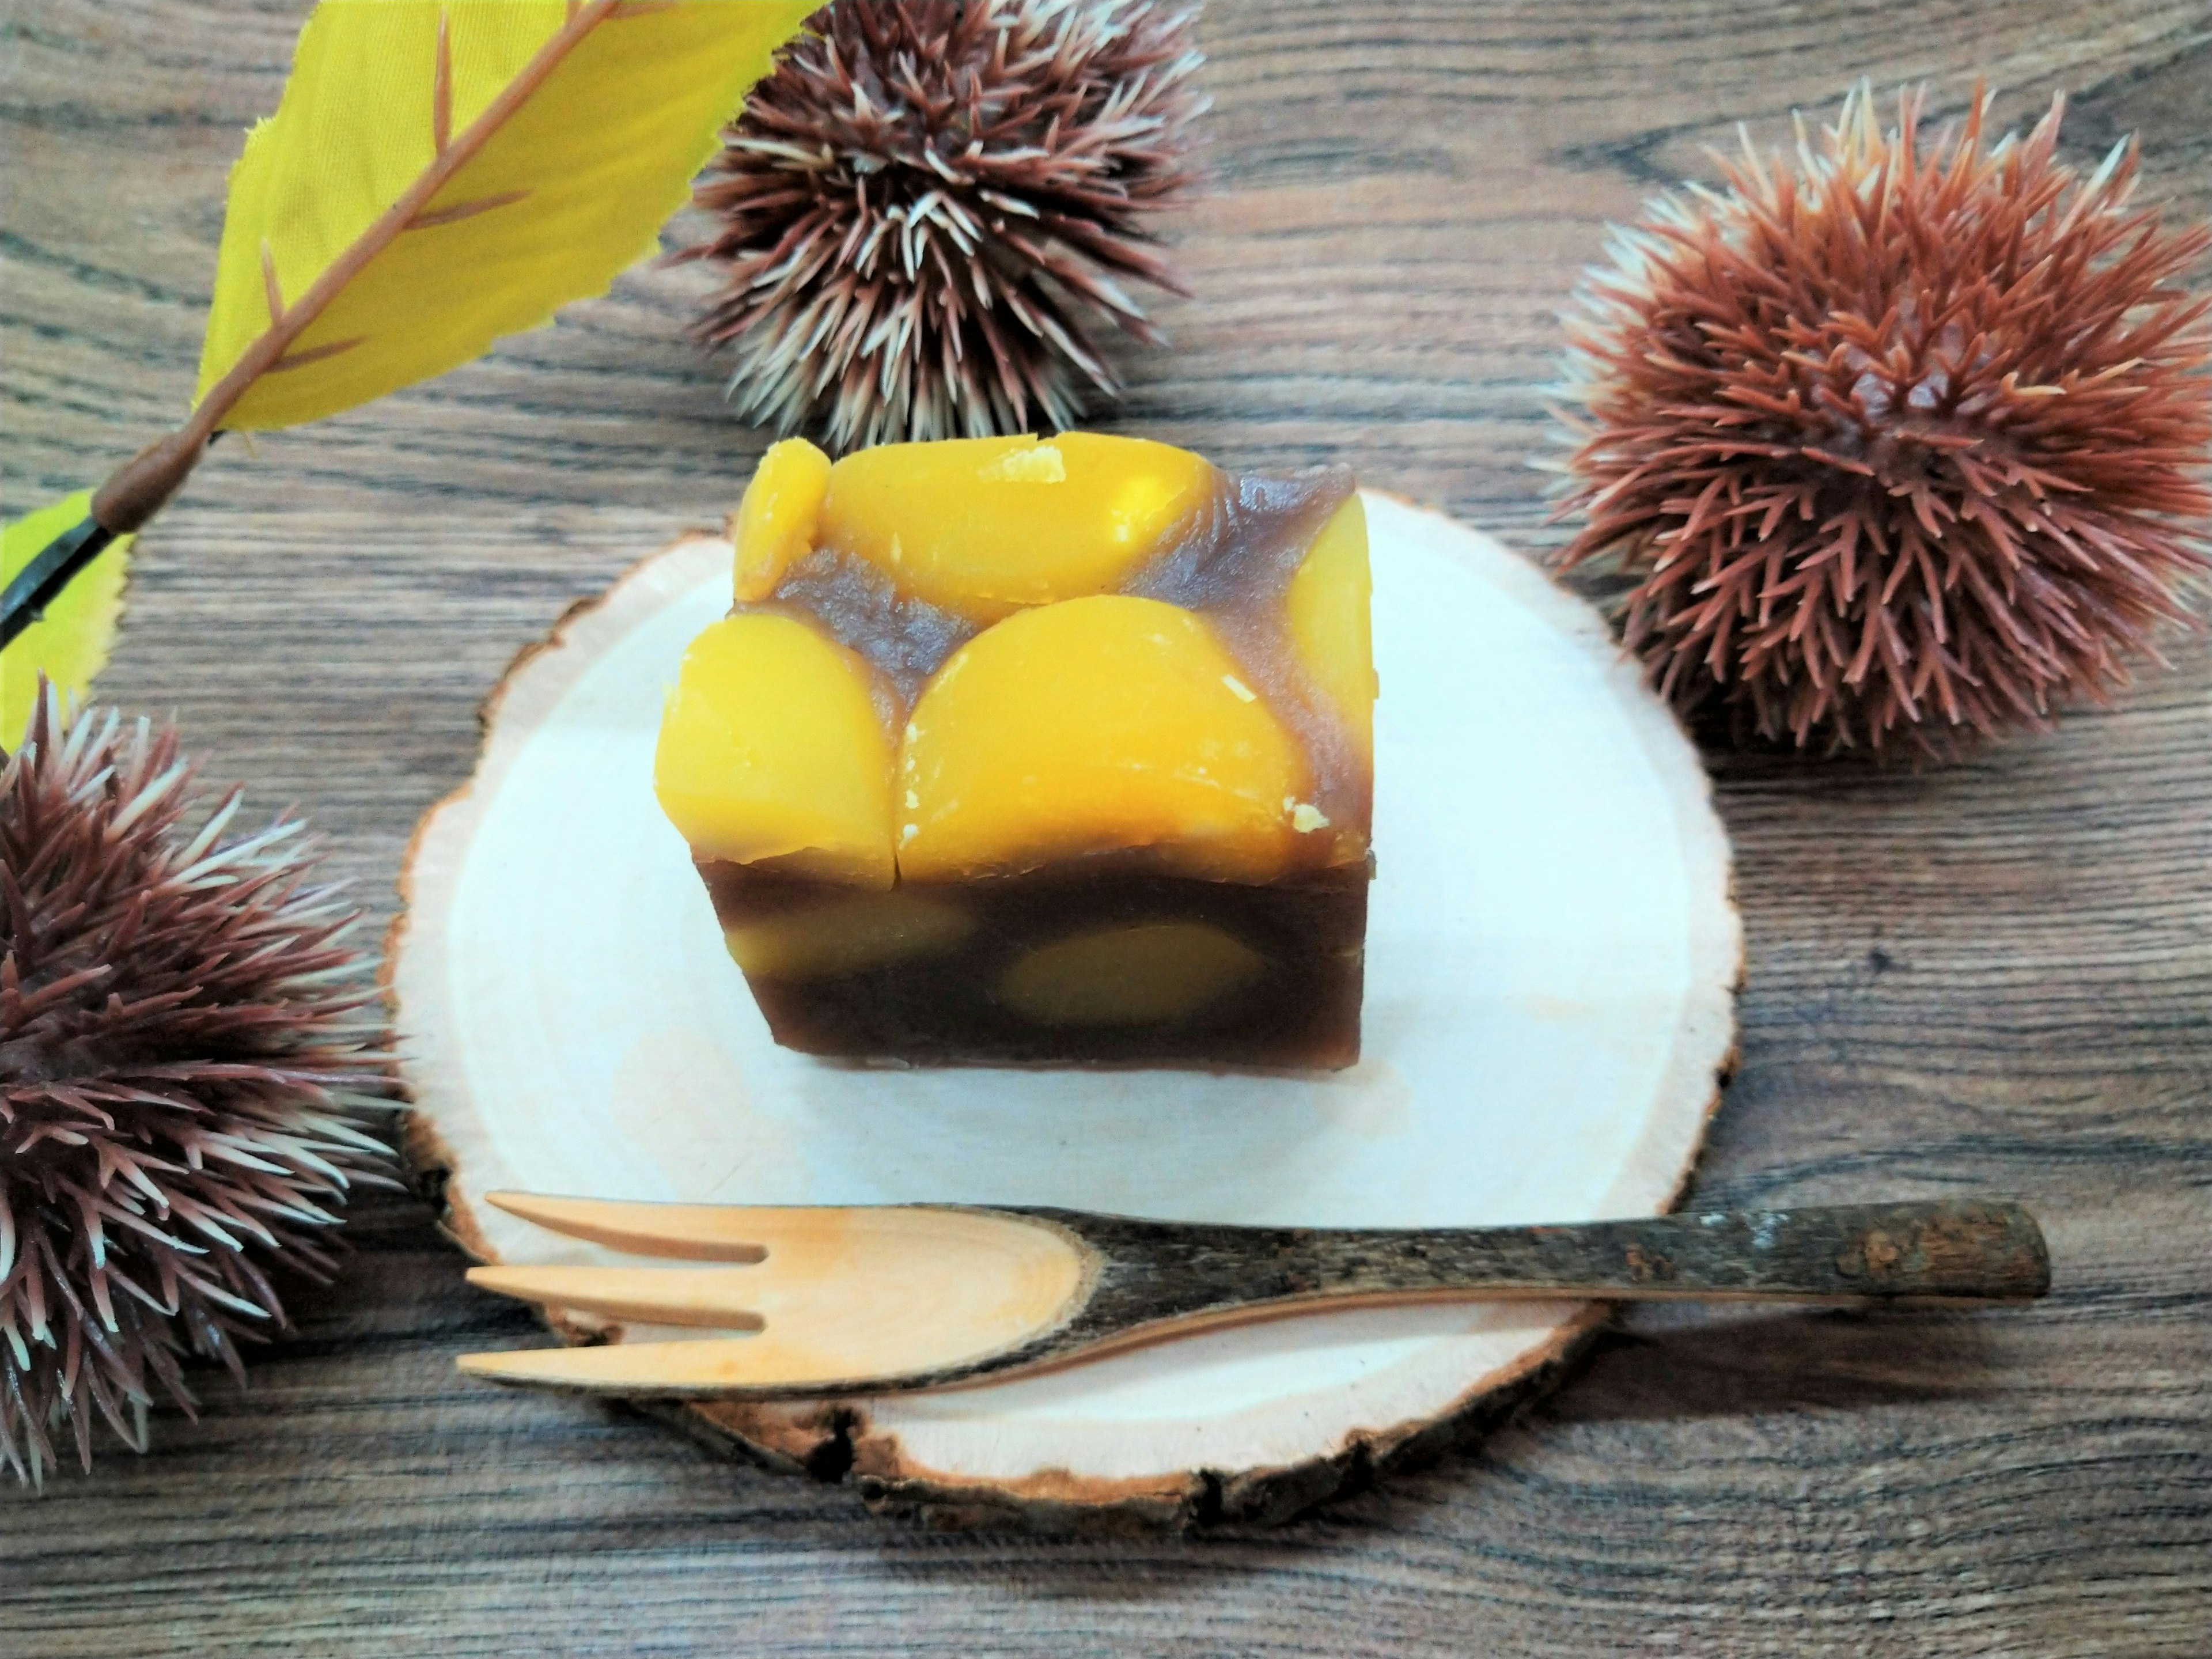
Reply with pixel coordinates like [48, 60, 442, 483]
[653, 433, 1374, 1067]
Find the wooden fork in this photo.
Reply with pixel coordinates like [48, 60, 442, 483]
[456, 1194, 2050, 1397]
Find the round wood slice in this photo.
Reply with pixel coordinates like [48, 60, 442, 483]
[390, 491, 1741, 1531]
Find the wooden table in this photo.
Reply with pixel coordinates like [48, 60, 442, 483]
[5, 2, 2207, 1653]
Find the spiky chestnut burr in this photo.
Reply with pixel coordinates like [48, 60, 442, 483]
[681, 0, 1207, 450]
[1, 684, 395, 1483]
[1549, 84, 2212, 756]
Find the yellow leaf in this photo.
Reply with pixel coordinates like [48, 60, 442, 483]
[192, 0, 816, 434]
[2, 495, 133, 748]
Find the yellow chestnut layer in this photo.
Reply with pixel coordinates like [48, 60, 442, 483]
[819, 433, 1217, 622]
[731, 438, 833, 603]
[900, 596, 1319, 882]
[660, 435, 1372, 891]
[653, 614, 896, 888]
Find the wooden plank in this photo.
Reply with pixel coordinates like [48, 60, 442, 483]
[3, 0, 2206, 1653]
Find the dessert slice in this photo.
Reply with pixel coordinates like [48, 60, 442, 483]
[654, 433, 1375, 1067]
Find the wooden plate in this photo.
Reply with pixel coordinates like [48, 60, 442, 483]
[390, 491, 1740, 1530]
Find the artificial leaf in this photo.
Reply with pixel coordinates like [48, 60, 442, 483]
[191, 0, 817, 435]
[3, 0, 816, 677]
[2, 495, 132, 748]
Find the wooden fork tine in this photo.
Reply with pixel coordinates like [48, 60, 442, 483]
[459, 1338, 779, 1391]
[462, 1199, 1097, 1397]
[483, 1191, 770, 1261]
[466, 1263, 766, 1330]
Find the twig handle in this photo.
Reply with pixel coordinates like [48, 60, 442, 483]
[1400, 1199, 2054, 1302]
[1057, 1199, 2052, 1329]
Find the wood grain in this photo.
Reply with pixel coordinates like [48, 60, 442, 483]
[3, 0, 2207, 1653]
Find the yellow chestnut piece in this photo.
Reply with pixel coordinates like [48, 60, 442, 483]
[725, 891, 974, 982]
[898, 595, 1310, 882]
[819, 433, 1216, 621]
[998, 923, 1266, 1027]
[731, 437, 834, 603]
[654, 613, 895, 887]
[1286, 493, 1377, 763]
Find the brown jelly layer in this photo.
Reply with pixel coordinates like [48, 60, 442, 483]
[698, 858, 1368, 1070]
